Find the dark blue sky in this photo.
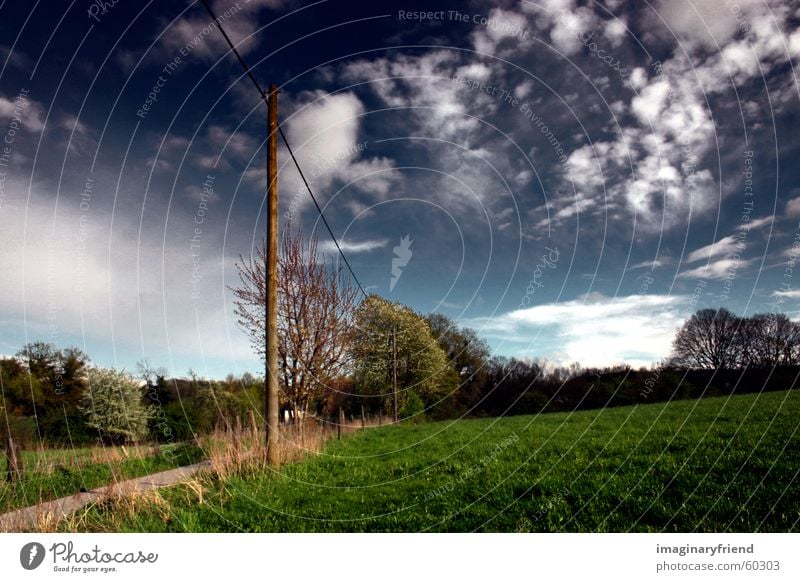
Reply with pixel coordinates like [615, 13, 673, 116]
[1, 0, 799, 377]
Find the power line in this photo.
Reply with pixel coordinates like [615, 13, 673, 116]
[276, 125, 368, 297]
[199, 0, 369, 299]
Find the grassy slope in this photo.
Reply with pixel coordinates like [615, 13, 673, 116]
[0, 444, 203, 513]
[79, 390, 800, 532]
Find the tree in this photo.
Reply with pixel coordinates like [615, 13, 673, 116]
[0, 358, 43, 417]
[55, 346, 90, 405]
[231, 226, 359, 424]
[135, 358, 168, 388]
[14, 343, 89, 408]
[480, 356, 545, 416]
[425, 313, 491, 414]
[740, 313, 800, 367]
[16, 341, 59, 380]
[80, 367, 152, 444]
[671, 308, 741, 369]
[352, 295, 456, 418]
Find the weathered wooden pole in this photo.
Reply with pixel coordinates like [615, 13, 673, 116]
[249, 408, 258, 441]
[5, 435, 21, 482]
[265, 84, 280, 466]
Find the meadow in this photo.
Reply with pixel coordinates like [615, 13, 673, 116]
[63, 389, 800, 532]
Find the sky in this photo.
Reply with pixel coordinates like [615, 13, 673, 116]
[0, 0, 799, 378]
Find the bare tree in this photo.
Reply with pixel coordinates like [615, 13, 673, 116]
[741, 313, 800, 367]
[671, 308, 741, 369]
[231, 227, 359, 428]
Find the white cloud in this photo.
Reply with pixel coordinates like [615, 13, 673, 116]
[741, 216, 773, 230]
[281, 90, 401, 205]
[686, 234, 741, 263]
[678, 257, 754, 280]
[561, 51, 720, 230]
[469, 294, 687, 367]
[786, 197, 800, 217]
[341, 52, 526, 215]
[631, 80, 671, 125]
[470, 7, 534, 56]
[628, 67, 648, 90]
[0, 180, 254, 375]
[628, 257, 672, 270]
[157, 0, 286, 62]
[343, 51, 481, 143]
[654, 0, 762, 50]
[549, 9, 598, 56]
[544, 0, 798, 233]
[319, 239, 387, 254]
[604, 18, 627, 47]
[0, 92, 45, 132]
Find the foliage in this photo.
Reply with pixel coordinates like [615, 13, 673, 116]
[399, 391, 425, 421]
[351, 295, 456, 415]
[80, 368, 152, 444]
[425, 313, 491, 417]
[3, 345, 93, 445]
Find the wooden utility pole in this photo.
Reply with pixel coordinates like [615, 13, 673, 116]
[265, 84, 280, 465]
[5, 435, 21, 482]
[392, 326, 398, 423]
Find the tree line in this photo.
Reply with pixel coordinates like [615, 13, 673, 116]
[229, 227, 800, 426]
[3, 226, 799, 446]
[0, 344, 262, 446]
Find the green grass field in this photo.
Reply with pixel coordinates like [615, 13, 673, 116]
[74, 390, 800, 532]
[0, 443, 203, 514]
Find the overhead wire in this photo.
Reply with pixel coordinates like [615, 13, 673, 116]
[199, 0, 369, 299]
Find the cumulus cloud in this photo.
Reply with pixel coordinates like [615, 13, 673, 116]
[470, 7, 534, 56]
[340, 50, 532, 220]
[279, 90, 401, 206]
[468, 293, 687, 367]
[342, 51, 482, 143]
[157, 0, 287, 62]
[525, 0, 800, 233]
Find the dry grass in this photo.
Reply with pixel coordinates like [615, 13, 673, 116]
[65, 488, 173, 532]
[9, 416, 380, 532]
[200, 416, 352, 480]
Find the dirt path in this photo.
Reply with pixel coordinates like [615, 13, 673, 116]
[0, 460, 210, 531]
